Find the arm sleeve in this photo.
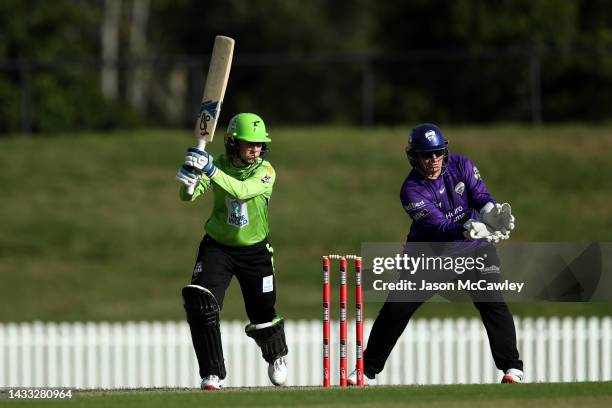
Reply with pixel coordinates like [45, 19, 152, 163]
[210, 164, 275, 200]
[401, 188, 466, 240]
[179, 176, 212, 202]
[462, 158, 496, 211]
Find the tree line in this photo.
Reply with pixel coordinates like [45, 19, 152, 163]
[2, 0, 612, 133]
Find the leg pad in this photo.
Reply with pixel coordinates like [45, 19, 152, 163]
[245, 316, 288, 364]
[182, 285, 226, 379]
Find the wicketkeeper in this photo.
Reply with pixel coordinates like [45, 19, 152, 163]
[176, 113, 288, 390]
[348, 123, 523, 385]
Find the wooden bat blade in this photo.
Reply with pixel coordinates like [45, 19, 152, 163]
[194, 35, 235, 148]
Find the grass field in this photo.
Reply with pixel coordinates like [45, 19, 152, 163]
[7, 382, 612, 408]
[1, 125, 612, 321]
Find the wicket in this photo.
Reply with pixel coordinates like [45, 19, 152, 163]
[322, 255, 364, 387]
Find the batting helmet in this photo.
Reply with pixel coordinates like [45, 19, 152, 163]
[225, 113, 271, 159]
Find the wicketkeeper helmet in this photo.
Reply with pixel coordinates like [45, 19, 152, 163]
[406, 123, 449, 174]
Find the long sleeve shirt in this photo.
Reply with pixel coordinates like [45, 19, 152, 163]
[180, 155, 275, 246]
[400, 154, 495, 242]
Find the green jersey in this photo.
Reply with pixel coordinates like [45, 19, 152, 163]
[180, 155, 275, 247]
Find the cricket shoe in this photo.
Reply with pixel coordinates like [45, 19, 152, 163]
[501, 368, 524, 384]
[201, 375, 223, 390]
[346, 368, 370, 386]
[268, 356, 288, 386]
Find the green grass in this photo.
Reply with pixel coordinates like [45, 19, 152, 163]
[8, 382, 612, 408]
[1, 125, 612, 321]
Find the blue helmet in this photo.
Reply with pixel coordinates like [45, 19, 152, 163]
[406, 123, 449, 173]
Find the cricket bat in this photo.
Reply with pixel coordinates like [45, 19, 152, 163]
[187, 35, 235, 194]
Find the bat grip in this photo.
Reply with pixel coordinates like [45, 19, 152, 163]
[187, 180, 197, 195]
[186, 140, 208, 195]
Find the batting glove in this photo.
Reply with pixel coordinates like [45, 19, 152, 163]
[463, 219, 507, 243]
[185, 148, 218, 178]
[480, 202, 515, 235]
[176, 165, 201, 189]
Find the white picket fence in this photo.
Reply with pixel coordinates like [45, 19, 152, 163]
[1, 317, 611, 389]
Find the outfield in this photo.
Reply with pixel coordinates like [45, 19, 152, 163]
[5, 382, 612, 408]
[1, 125, 611, 321]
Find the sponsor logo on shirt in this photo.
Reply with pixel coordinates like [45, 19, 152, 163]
[261, 174, 271, 184]
[454, 182, 465, 196]
[439, 187, 445, 194]
[445, 206, 465, 222]
[411, 209, 429, 221]
[480, 265, 500, 275]
[226, 197, 249, 228]
[474, 166, 481, 180]
[404, 200, 425, 211]
[193, 262, 203, 279]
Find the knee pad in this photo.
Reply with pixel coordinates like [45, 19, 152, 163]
[182, 285, 226, 379]
[245, 316, 288, 364]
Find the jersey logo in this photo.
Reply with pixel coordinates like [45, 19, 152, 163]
[411, 209, 429, 221]
[454, 182, 465, 196]
[403, 200, 424, 211]
[439, 187, 445, 194]
[226, 197, 249, 228]
[474, 166, 481, 180]
[445, 206, 465, 222]
[261, 174, 272, 184]
[192, 262, 203, 279]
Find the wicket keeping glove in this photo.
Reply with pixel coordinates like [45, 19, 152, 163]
[480, 202, 515, 236]
[176, 165, 201, 189]
[184, 148, 218, 178]
[463, 219, 508, 243]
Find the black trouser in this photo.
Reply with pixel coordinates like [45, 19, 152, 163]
[190, 235, 277, 324]
[363, 247, 523, 378]
[187, 235, 280, 379]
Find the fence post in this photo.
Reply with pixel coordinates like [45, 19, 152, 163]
[416, 319, 429, 384]
[522, 318, 533, 383]
[73, 322, 85, 389]
[562, 317, 574, 381]
[588, 317, 600, 381]
[112, 322, 124, 388]
[603, 317, 611, 380]
[60, 322, 71, 387]
[19, 323, 32, 387]
[0, 324, 4, 387]
[535, 318, 547, 382]
[442, 319, 454, 384]
[548, 317, 560, 382]
[456, 319, 467, 383]
[575, 317, 587, 381]
[47, 322, 58, 387]
[429, 319, 441, 384]
[126, 322, 138, 389]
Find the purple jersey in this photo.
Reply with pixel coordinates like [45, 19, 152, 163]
[400, 154, 495, 242]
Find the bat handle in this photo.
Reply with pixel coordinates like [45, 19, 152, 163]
[186, 140, 208, 195]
